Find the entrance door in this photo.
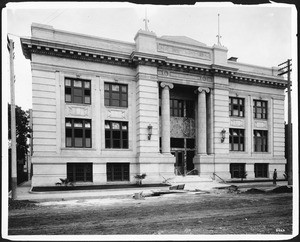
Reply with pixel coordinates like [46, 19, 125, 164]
[172, 151, 184, 175]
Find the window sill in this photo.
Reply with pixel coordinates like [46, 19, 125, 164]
[105, 105, 128, 109]
[65, 102, 91, 106]
[61, 148, 96, 151]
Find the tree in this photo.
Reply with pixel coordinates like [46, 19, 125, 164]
[8, 104, 31, 162]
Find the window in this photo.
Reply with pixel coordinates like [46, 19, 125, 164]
[185, 100, 195, 118]
[230, 163, 245, 178]
[254, 163, 269, 178]
[105, 121, 128, 149]
[229, 97, 244, 117]
[229, 129, 245, 151]
[67, 163, 93, 182]
[65, 78, 91, 104]
[253, 100, 268, 119]
[254, 130, 268, 152]
[170, 99, 184, 117]
[104, 83, 128, 107]
[66, 118, 91, 148]
[107, 163, 130, 181]
[171, 138, 184, 148]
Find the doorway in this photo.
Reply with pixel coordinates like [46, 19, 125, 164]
[171, 138, 195, 176]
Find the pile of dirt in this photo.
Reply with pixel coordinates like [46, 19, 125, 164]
[9, 199, 37, 210]
[243, 188, 266, 194]
[270, 186, 292, 193]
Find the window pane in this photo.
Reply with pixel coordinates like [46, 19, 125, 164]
[65, 79, 71, 86]
[112, 85, 119, 91]
[84, 96, 91, 104]
[74, 80, 82, 87]
[104, 84, 109, 91]
[85, 121, 91, 128]
[75, 138, 83, 147]
[84, 81, 90, 89]
[75, 129, 83, 138]
[74, 121, 83, 128]
[74, 96, 83, 103]
[111, 100, 119, 106]
[122, 140, 128, 149]
[105, 123, 110, 129]
[112, 122, 120, 130]
[112, 131, 120, 139]
[113, 139, 121, 148]
[86, 138, 91, 148]
[66, 120, 72, 127]
[121, 85, 127, 93]
[65, 94, 71, 102]
[122, 124, 128, 130]
[66, 137, 72, 147]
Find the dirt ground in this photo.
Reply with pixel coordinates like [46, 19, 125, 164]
[8, 190, 292, 235]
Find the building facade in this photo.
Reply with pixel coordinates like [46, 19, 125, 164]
[21, 23, 287, 187]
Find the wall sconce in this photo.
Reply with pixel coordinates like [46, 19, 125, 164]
[147, 124, 153, 140]
[221, 129, 226, 143]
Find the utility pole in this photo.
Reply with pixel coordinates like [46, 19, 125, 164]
[278, 59, 292, 185]
[8, 36, 17, 199]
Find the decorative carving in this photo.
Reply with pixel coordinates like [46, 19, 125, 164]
[254, 121, 268, 129]
[107, 109, 126, 119]
[197, 87, 210, 93]
[170, 117, 195, 138]
[65, 105, 91, 117]
[160, 82, 174, 89]
[157, 43, 211, 60]
[230, 118, 244, 127]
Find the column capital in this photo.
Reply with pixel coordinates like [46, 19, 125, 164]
[160, 82, 174, 89]
[196, 87, 210, 94]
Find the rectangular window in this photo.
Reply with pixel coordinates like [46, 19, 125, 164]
[253, 100, 268, 119]
[65, 118, 92, 148]
[170, 99, 184, 117]
[254, 163, 269, 178]
[104, 83, 128, 107]
[107, 163, 130, 181]
[67, 163, 93, 182]
[230, 163, 245, 178]
[229, 97, 245, 117]
[171, 138, 184, 148]
[229, 128, 245, 151]
[186, 100, 195, 118]
[254, 130, 268, 152]
[65, 78, 91, 104]
[105, 120, 128, 149]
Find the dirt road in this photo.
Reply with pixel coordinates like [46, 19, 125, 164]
[8, 191, 292, 235]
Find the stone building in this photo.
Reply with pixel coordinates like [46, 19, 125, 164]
[21, 23, 287, 187]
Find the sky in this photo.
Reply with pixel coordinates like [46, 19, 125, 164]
[2, 2, 296, 112]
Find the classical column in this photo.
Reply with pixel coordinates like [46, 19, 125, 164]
[160, 82, 174, 154]
[197, 87, 210, 155]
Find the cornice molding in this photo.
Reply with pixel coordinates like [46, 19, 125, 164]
[21, 38, 287, 89]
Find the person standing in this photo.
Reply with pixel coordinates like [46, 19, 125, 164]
[273, 169, 277, 185]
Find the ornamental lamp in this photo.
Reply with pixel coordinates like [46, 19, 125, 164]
[147, 124, 153, 140]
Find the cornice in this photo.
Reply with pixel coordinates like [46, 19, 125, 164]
[21, 37, 288, 89]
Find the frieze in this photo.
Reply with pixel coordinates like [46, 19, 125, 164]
[157, 43, 211, 60]
[65, 105, 91, 118]
[254, 120, 268, 129]
[158, 70, 213, 82]
[106, 109, 127, 120]
[230, 118, 245, 127]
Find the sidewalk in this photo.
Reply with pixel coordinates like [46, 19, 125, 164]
[13, 180, 290, 202]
